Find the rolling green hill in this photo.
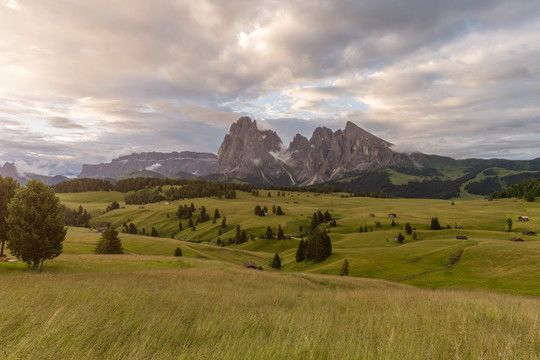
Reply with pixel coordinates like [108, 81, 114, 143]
[2, 188, 539, 359]
[53, 188, 540, 295]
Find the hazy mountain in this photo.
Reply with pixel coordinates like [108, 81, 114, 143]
[0, 162, 70, 185]
[78, 151, 218, 179]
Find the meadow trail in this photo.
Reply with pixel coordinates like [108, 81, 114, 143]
[396, 249, 464, 282]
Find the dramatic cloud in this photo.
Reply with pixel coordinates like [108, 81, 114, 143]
[1, 0, 539, 175]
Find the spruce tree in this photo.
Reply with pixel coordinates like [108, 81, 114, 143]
[95, 227, 123, 254]
[265, 226, 274, 239]
[178, 221, 183, 231]
[276, 206, 284, 215]
[405, 222, 412, 235]
[272, 253, 281, 269]
[240, 229, 247, 244]
[340, 259, 349, 276]
[277, 225, 284, 240]
[505, 218, 513, 232]
[235, 224, 241, 243]
[174, 247, 182, 257]
[214, 208, 220, 219]
[295, 239, 306, 262]
[430, 217, 442, 230]
[221, 216, 227, 228]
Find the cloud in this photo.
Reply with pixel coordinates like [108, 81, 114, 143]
[49, 117, 86, 129]
[1, 0, 540, 175]
[145, 163, 161, 171]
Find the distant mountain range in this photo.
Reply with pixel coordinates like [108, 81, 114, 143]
[0, 162, 70, 186]
[78, 151, 218, 179]
[3, 116, 540, 198]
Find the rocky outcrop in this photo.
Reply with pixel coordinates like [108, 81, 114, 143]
[216, 117, 290, 184]
[78, 151, 218, 179]
[216, 117, 415, 185]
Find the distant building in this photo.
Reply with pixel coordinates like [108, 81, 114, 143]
[369, 213, 375, 217]
[97, 222, 111, 233]
[522, 230, 536, 236]
[509, 237, 524, 242]
[388, 213, 397, 218]
[518, 216, 529, 222]
[456, 235, 468, 240]
[243, 261, 257, 269]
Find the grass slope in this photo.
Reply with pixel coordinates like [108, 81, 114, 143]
[0, 257, 538, 359]
[54, 190, 540, 295]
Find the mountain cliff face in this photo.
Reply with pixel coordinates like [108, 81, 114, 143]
[216, 117, 414, 185]
[78, 151, 218, 179]
[216, 117, 293, 183]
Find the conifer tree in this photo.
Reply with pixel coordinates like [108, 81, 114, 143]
[214, 208, 220, 219]
[295, 239, 306, 262]
[221, 216, 227, 228]
[235, 224, 241, 243]
[266, 226, 274, 239]
[272, 253, 281, 269]
[174, 247, 182, 256]
[239, 229, 247, 244]
[340, 259, 349, 276]
[405, 222, 412, 235]
[430, 217, 442, 230]
[277, 225, 284, 240]
[276, 206, 284, 215]
[178, 221, 183, 231]
[95, 227, 123, 254]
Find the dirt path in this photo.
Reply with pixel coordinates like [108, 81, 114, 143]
[396, 249, 463, 282]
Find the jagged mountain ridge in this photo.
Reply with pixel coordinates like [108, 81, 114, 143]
[78, 151, 218, 179]
[216, 117, 417, 186]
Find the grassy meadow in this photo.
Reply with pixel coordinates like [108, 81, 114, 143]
[1, 188, 539, 358]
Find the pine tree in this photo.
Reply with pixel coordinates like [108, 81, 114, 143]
[324, 210, 332, 222]
[221, 216, 227, 228]
[255, 205, 262, 216]
[340, 259, 349, 276]
[396, 232, 405, 244]
[430, 217, 442, 230]
[266, 226, 274, 239]
[505, 218, 513, 232]
[95, 227, 123, 254]
[214, 208, 220, 219]
[359, 226, 364, 233]
[240, 229, 247, 244]
[272, 253, 281, 269]
[276, 206, 284, 215]
[405, 222, 412, 235]
[178, 221, 183, 231]
[188, 218, 193, 227]
[272, 205, 276, 214]
[151, 227, 158, 237]
[277, 225, 284, 240]
[295, 239, 306, 262]
[235, 224, 241, 243]
[174, 247, 182, 257]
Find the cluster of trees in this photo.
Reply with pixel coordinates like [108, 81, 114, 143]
[61, 205, 91, 227]
[359, 224, 372, 233]
[124, 188, 164, 205]
[491, 176, 540, 202]
[52, 178, 113, 193]
[122, 222, 138, 234]
[295, 228, 332, 262]
[254, 205, 267, 216]
[1, 178, 66, 271]
[53, 177, 252, 202]
[234, 225, 248, 244]
[263, 185, 341, 194]
[106, 201, 120, 212]
[254, 204, 284, 216]
[430, 217, 442, 230]
[311, 210, 335, 228]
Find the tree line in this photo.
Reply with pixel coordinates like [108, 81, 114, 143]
[490, 176, 540, 202]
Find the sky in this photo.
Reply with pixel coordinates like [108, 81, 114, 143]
[1, 0, 540, 176]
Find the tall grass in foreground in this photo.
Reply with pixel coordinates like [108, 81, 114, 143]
[0, 257, 538, 359]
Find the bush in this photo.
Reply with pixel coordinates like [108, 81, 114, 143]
[174, 247, 183, 257]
